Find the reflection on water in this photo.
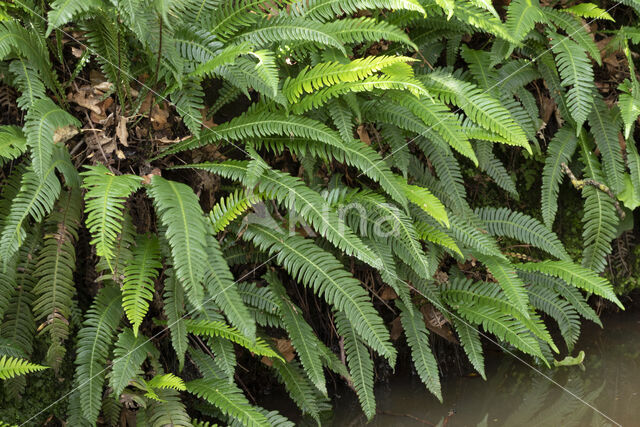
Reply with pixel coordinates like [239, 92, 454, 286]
[333, 310, 640, 426]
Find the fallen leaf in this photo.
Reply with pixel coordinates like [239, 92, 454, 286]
[420, 303, 457, 344]
[380, 285, 398, 301]
[116, 115, 129, 147]
[390, 316, 403, 341]
[142, 168, 162, 185]
[69, 87, 102, 114]
[357, 124, 370, 144]
[53, 125, 79, 144]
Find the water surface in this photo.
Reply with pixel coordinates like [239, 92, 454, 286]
[333, 310, 640, 426]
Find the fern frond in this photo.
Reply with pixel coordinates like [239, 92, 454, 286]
[81, 164, 142, 265]
[419, 71, 530, 152]
[266, 273, 327, 395]
[579, 145, 619, 273]
[269, 358, 322, 421]
[334, 312, 376, 420]
[109, 328, 158, 398]
[527, 283, 581, 350]
[475, 207, 570, 261]
[452, 318, 485, 379]
[397, 300, 442, 401]
[74, 286, 123, 425]
[541, 126, 578, 228]
[185, 319, 279, 359]
[243, 224, 396, 363]
[627, 136, 640, 203]
[283, 55, 415, 103]
[587, 98, 625, 194]
[474, 140, 518, 198]
[0, 355, 47, 380]
[24, 98, 80, 179]
[209, 190, 261, 233]
[516, 260, 623, 309]
[163, 270, 188, 370]
[295, 0, 426, 21]
[122, 234, 162, 336]
[46, 0, 105, 34]
[145, 389, 192, 426]
[0, 161, 62, 265]
[202, 233, 256, 340]
[506, 0, 546, 42]
[549, 32, 595, 130]
[477, 255, 530, 318]
[0, 126, 27, 165]
[33, 189, 82, 369]
[148, 176, 207, 306]
[324, 17, 417, 48]
[171, 78, 205, 138]
[544, 8, 601, 65]
[186, 378, 271, 426]
[184, 161, 381, 267]
[563, 3, 614, 21]
[9, 59, 46, 110]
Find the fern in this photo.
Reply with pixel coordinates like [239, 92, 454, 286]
[32, 189, 82, 369]
[109, 328, 158, 398]
[46, 0, 105, 34]
[506, 0, 546, 43]
[475, 207, 571, 261]
[243, 223, 396, 363]
[296, 0, 426, 21]
[81, 165, 142, 263]
[0, 126, 27, 165]
[209, 190, 261, 233]
[541, 126, 578, 228]
[74, 286, 123, 425]
[23, 98, 80, 179]
[148, 176, 208, 306]
[334, 311, 376, 420]
[122, 234, 162, 336]
[452, 318, 485, 379]
[0, 355, 47, 380]
[163, 269, 188, 370]
[397, 300, 442, 401]
[549, 31, 595, 131]
[516, 260, 623, 309]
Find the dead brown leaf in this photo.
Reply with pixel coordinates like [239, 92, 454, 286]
[53, 125, 79, 144]
[261, 338, 295, 366]
[390, 316, 403, 341]
[420, 303, 457, 344]
[379, 285, 398, 301]
[116, 115, 129, 147]
[357, 124, 370, 144]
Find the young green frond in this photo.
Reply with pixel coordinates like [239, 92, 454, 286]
[148, 176, 208, 306]
[122, 234, 163, 336]
[0, 355, 47, 380]
[209, 190, 262, 233]
[184, 319, 279, 358]
[541, 126, 578, 228]
[81, 164, 142, 263]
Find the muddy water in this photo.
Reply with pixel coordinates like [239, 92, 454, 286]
[332, 310, 640, 426]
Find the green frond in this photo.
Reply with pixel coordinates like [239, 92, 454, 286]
[9, 59, 46, 110]
[184, 319, 279, 358]
[33, 189, 82, 369]
[145, 373, 186, 396]
[243, 224, 396, 363]
[0, 355, 47, 380]
[452, 318, 485, 379]
[474, 140, 518, 198]
[163, 270, 188, 370]
[442, 276, 556, 351]
[46, 0, 105, 34]
[549, 31, 595, 131]
[145, 389, 192, 426]
[269, 358, 323, 422]
[618, 80, 640, 139]
[446, 212, 505, 259]
[24, 98, 80, 179]
[190, 42, 253, 78]
[109, 328, 158, 398]
[122, 234, 163, 336]
[208, 335, 237, 380]
[475, 207, 571, 261]
[183, 160, 381, 267]
[419, 71, 531, 152]
[282, 55, 416, 103]
[334, 311, 376, 420]
[210, 0, 291, 38]
[0, 126, 26, 166]
[171, 78, 205, 138]
[148, 176, 208, 306]
[233, 16, 346, 54]
[587, 98, 625, 194]
[544, 8, 601, 65]
[202, 233, 256, 340]
[527, 283, 581, 350]
[237, 282, 283, 328]
[0, 159, 63, 265]
[186, 378, 271, 426]
[505, 0, 546, 42]
[563, 3, 614, 21]
[209, 190, 261, 233]
[74, 286, 123, 425]
[541, 126, 578, 228]
[477, 254, 530, 318]
[295, 0, 426, 21]
[389, 91, 477, 164]
[452, 1, 514, 42]
[516, 260, 623, 309]
[324, 17, 417, 48]
[402, 180, 449, 227]
[414, 221, 463, 257]
[266, 272, 327, 395]
[627, 136, 640, 204]
[396, 300, 442, 401]
[579, 145, 619, 273]
[81, 164, 142, 265]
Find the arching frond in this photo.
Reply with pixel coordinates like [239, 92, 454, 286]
[0, 355, 47, 380]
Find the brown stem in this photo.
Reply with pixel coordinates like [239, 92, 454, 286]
[561, 162, 625, 220]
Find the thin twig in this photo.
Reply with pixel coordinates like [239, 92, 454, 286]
[561, 162, 625, 219]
